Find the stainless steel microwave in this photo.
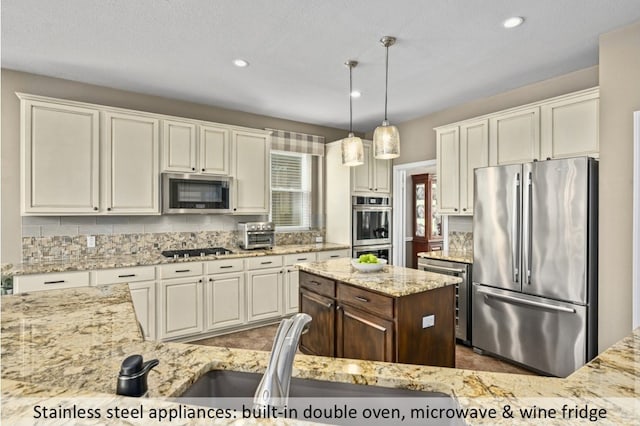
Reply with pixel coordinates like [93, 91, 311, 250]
[162, 173, 232, 214]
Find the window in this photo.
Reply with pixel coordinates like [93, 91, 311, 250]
[270, 151, 312, 229]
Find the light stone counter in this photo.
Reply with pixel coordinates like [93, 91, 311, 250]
[3, 243, 350, 277]
[297, 257, 461, 297]
[2, 285, 639, 425]
[417, 250, 474, 264]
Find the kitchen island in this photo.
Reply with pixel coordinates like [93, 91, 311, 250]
[2, 284, 639, 425]
[296, 258, 462, 367]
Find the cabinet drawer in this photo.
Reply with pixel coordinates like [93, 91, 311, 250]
[317, 249, 350, 261]
[14, 271, 90, 293]
[246, 255, 283, 270]
[284, 252, 317, 266]
[206, 258, 244, 274]
[337, 283, 394, 319]
[94, 266, 156, 285]
[159, 262, 203, 279]
[299, 272, 335, 298]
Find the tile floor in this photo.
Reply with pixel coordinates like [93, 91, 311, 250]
[191, 324, 536, 376]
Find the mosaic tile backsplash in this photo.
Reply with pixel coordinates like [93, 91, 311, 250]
[22, 230, 325, 262]
[447, 231, 473, 252]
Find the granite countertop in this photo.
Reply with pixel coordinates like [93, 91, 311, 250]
[2, 285, 639, 425]
[296, 257, 462, 297]
[417, 250, 474, 264]
[4, 242, 350, 277]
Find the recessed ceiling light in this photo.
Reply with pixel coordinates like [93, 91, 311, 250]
[233, 59, 249, 68]
[350, 91, 361, 98]
[503, 16, 524, 29]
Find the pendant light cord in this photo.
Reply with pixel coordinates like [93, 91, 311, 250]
[349, 65, 354, 133]
[384, 44, 389, 122]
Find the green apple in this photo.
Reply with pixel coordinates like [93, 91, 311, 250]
[358, 253, 378, 264]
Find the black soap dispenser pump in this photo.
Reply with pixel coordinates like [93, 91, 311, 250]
[116, 354, 159, 397]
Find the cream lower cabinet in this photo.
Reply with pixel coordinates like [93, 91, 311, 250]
[246, 268, 283, 322]
[128, 281, 157, 340]
[316, 249, 351, 261]
[283, 252, 317, 314]
[231, 130, 271, 214]
[19, 96, 100, 214]
[157, 276, 204, 340]
[205, 272, 245, 330]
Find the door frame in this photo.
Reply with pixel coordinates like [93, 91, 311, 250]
[633, 111, 640, 328]
[392, 160, 437, 266]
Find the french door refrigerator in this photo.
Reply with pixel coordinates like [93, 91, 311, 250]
[472, 156, 598, 377]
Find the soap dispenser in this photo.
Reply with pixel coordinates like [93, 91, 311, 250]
[116, 354, 159, 397]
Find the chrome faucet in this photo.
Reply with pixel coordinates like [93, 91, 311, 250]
[253, 313, 312, 409]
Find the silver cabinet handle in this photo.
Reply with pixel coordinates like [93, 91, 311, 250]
[354, 296, 369, 303]
[477, 288, 575, 313]
[44, 280, 66, 284]
[309, 280, 321, 286]
[118, 274, 136, 278]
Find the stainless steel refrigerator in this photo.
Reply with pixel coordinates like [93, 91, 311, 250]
[472, 157, 598, 377]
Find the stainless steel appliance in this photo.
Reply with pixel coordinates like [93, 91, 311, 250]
[161, 247, 233, 258]
[352, 196, 391, 247]
[238, 222, 275, 249]
[163, 173, 232, 214]
[353, 244, 392, 263]
[472, 157, 598, 377]
[418, 257, 471, 345]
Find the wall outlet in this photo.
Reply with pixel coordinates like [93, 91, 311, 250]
[87, 235, 96, 248]
[315, 236, 323, 243]
[422, 314, 435, 328]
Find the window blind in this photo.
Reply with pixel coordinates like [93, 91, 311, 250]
[271, 152, 311, 228]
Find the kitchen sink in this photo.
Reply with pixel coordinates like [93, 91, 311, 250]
[179, 370, 462, 425]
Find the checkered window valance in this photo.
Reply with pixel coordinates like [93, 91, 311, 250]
[266, 128, 325, 156]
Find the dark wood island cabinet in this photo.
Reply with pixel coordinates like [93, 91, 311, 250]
[297, 259, 461, 368]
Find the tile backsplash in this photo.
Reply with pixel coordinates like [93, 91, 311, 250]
[21, 215, 324, 262]
[447, 216, 473, 252]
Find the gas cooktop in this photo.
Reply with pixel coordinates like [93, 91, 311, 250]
[161, 247, 233, 258]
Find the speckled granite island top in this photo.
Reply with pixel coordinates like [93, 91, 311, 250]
[417, 250, 474, 264]
[2, 285, 639, 425]
[5, 243, 350, 276]
[296, 257, 462, 297]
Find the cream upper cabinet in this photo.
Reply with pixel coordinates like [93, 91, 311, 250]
[103, 112, 159, 214]
[162, 119, 197, 172]
[231, 130, 270, 214]
[436, 120, 489, 215]
[20, 97, 100, 214]
[489, 106, 540, 166]
[540, 89, 599, 159]
[351, 140, 392, 195]
[436, 126, 460, 214]
[459, 120, 489, 214]
[200, 125, 230, 174]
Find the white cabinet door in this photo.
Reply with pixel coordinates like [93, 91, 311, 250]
[200, 125, 230, 175]
[351, 141, 373, 194]
[205, 272, 245, 330]
[489, 107, 540, 165]
[284, 267, 300, 314]
[231, 130, 270, 214]
[128, 281, 156, 340]
[436, 126, 460, 214]
[162, 119, 197, 172]
[459, 120, 489, 214]
[103, 112, 159, 214]
[246, 268, 283, 322]
[540, 90, 599, 159]
[158, 277, 203, 340]
[373, 155, 392, 194]
[20, 98, 100, 214]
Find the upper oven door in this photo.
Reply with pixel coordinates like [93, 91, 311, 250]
[163, 173, 232, 213]
[352, 206, 391, 246]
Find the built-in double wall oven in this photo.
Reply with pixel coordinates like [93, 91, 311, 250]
[352, 196, 392, 263]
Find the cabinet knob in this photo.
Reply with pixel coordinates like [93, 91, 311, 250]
[192, 167, 196, 171]
[93, 207, 98, 211]
[209, 278, 213, 282]
[201, 168, 205, 172]
[374, 188, 378, 191]
[107, 207, 112, 211]
[198, 279, 203, 283]
[233, 208, 237, 211]
[462, 208, 467, 212]
[454, 208, 458, 212]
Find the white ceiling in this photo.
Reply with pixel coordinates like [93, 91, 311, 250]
[3, 1, 640, 132]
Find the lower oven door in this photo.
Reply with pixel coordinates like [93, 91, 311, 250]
[418, 258, 470, 344]
[352, 245, 392, 264]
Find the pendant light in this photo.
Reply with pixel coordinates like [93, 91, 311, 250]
[342, 60, 364, 166]
[373, 36, 400, 160]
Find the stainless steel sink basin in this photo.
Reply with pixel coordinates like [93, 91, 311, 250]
[180, 370, 462, 425]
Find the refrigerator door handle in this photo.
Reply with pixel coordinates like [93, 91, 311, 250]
[477, 288, 576, 314]
[523, 171, 533, 285]
[511, 172, 521, 283]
